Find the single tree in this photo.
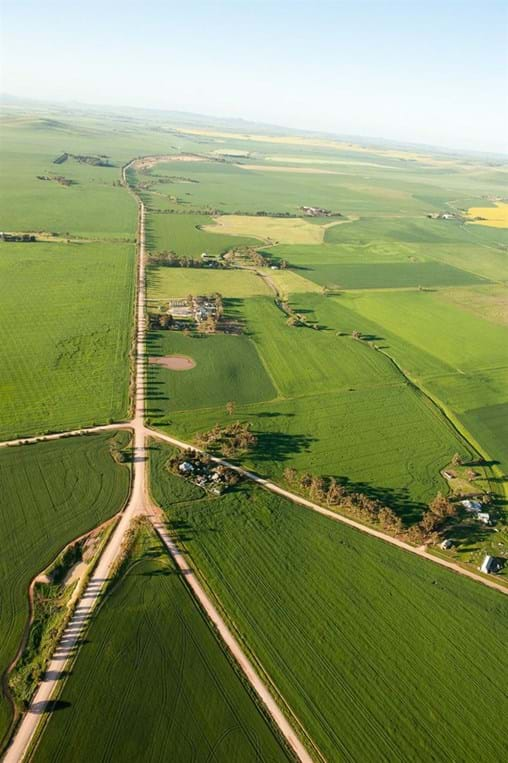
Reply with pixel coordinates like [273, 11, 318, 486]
[226, 401, 236, 417]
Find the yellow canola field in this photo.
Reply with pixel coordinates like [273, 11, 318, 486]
[466, 202, 508, 228]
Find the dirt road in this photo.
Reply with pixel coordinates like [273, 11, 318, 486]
[3, 204, 149, 763]
[149, 505, 314, 763]
[0, 422, 131, 450]
[4, 198, 316, 763]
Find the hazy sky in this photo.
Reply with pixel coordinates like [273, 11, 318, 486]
[1, 0, 507, 152]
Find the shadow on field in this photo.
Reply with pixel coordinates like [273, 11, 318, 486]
[252, 431, 316, 466]
[166, 519, 195, 543]
[255, 411, 294, 419]
[329, 475, 424, 525]
[31, 700, 71, 714]
[144, 218, 157, 251]
[448, 520, 492, 550]
[43, 670, 72, 681]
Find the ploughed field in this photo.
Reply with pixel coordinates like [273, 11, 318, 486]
[0, 432, 130, 745]
[150, 447, 508, 763]
[34, 523, 290, 763]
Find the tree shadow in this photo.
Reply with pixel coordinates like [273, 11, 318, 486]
[328, 474, 425, 525]
[31, 700, 71, 714]
[255, 412, 295, 419]
[250, 431, 317, 468]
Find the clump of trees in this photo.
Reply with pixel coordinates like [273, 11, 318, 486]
[282, 468, 403, 533]
[149, 313, 174, 330]
[419, 492, 457, 536]
[196, 422, 258, 457]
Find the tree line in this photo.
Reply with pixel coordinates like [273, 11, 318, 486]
[149, 251, 226, 268]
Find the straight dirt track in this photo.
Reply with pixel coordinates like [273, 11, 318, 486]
[3, 175, 316, 763]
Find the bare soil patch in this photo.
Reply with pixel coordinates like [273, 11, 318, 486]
[149, 355, 196, 371]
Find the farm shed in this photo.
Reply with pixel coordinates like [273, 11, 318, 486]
[460, 499, 483, 513]
[480, 555, 502, 574]
[440, 539, 453, 550]
[179, 461, 194, 474]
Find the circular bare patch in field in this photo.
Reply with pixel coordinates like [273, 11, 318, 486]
[149, 355, 196, 371]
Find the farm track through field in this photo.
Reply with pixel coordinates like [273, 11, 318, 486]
[4, 162, 315, 763]
[4, 154, 507, 762]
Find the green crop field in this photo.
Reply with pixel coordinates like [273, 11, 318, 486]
[146, 328, 277, 415]
[0, 240, 135, 439]
[138, 158, 444, 216]
[159, 384, 466, 515]
[0, 432, 130, 745]
[0, 122, 138, 238]
[148, 295, 469, 514]
[34, 523, 290, 763]
[146, 212, 261, 257]
[147, 264, 269, 302]
[149, 451, 508, 763]
[149, 293, 470, 515]
[291, 260, 487, 290]
[2, 103, 508, 760]
[341, 290, 508, 372]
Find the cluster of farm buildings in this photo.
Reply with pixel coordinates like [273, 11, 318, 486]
[167, 295, 217, 323]
[176, 455, 238, 495]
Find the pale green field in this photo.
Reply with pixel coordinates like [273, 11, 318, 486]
[147, 264, 270, 301]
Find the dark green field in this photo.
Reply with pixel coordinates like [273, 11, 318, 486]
[297, 260, 487, 289]
[460, 402, 508, 474]
[34, 524, 290, 763]
[149, 445, 508, 763]
[0, 432, 130, 745]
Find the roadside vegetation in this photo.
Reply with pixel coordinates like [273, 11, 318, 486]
[0, 432, 130, 747]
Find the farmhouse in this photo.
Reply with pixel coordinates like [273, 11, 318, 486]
[178, 461, 194, 475]
[460, 499, 483, 512]
[300, 205, 340, 217]
[477, 512, 491, 525]
[440, 539, 453, 550]
[480, 555, 502, 574]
